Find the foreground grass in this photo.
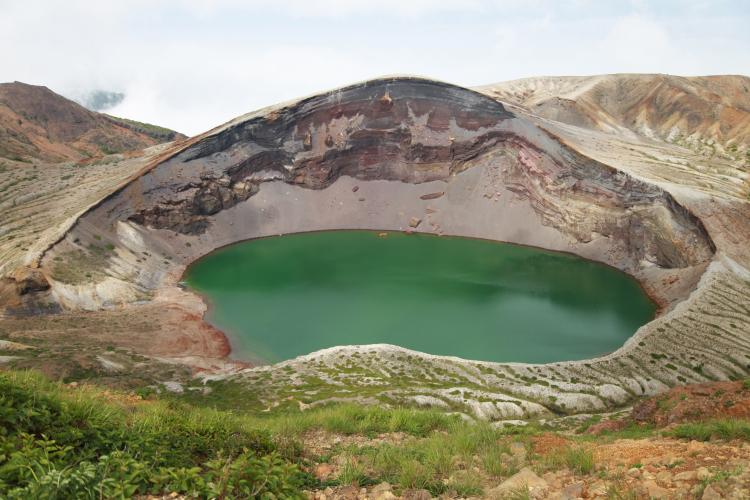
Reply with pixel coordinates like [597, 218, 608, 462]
[0, 370, 480, 497]
[671, 419, 750, 441]
[0, 369, 545, 497]
[5, 369, 750, 498]
[335, 420, 535, 495]
[255, 403, 458, 438]
[0, 370, 310, 498]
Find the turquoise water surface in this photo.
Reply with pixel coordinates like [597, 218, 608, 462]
[185, 231, 655, 364]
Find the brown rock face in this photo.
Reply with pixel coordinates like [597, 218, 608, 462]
[632, 380, 750, 426]
[128, 174, 259, 234]
[98, 77, 711, 272]
[124, 77, 515, 234]
[11, 267, 50, 295]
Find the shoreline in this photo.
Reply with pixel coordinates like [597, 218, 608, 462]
[180, 228, 662, 370]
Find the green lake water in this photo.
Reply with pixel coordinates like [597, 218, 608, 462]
[185, 231, 656, 364]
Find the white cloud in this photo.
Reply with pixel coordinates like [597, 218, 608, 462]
[177, 0, 486, 18]
[600, 14, 679, 73]
[0, 0, 746, 135]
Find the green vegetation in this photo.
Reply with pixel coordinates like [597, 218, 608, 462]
[671, 419, 750, 441]
[331, 420, 527, 494]
[0, 369, 545, 497]
[543, 446, 595, 475]
[5, 367, 750, 498]
[105, 114, 180, 141]
[50, 244, 114, 284]
[257, 404, 457, 438]
[0, 370, 309, 498]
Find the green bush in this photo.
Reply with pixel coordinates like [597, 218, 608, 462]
[671, 419, 750, 441]
[0, 371, 309, 498]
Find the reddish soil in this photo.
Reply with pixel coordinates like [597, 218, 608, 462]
[0, 81, 184, 162]
[632, 380, 750, 426]
[531, 433, 570, 455]
[1, 302, 240, 367]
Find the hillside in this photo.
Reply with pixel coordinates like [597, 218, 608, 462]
[0, 81, 185, 162]
[2, 369, 750, 498]
[476, 74, 750, 158]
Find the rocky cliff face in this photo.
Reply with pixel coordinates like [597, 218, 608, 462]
[125, 78, 515, 234]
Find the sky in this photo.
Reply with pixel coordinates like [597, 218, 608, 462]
[1, 0, 748, 136]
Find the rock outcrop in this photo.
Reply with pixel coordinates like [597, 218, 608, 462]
[11, 266, 50, 295]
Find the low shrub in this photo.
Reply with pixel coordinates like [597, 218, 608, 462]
[671, 419, 750, 441]
[0, 370, 310, 498]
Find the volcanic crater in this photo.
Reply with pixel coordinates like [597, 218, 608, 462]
[3, 75, 749, 420]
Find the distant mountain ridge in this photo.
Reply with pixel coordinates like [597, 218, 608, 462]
[476, 74, 750, 154]
[0, 81, 185, 162]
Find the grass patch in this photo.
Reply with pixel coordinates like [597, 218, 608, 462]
[544, 446, 595, 474]
[671, 419, 750, 441]
[482, 446, 519, 477]
[342, 420, 527, 495]
[575, 414, 601, 433]
[50, 244, 114, 284]
[575, 422, 655, 442]
[258, 403, 458, 438]
[0, 370, 310, 498]
[447, 470, 484, 496]
[336, 455, 369, 486]
[105, 115, 181, 141]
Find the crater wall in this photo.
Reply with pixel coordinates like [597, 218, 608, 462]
[38, 77, 713, 313]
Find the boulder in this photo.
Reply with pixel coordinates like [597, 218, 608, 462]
[702, 484, 723, 500]
[637, 480, 670, 499]
[371, 482, 396, 500]
[560, 481, 584, 499]
[487, 467, 548, 499]
[674, 470, 697, 481]
[419, 192, 444, 200]
[403, 489, 432, 500]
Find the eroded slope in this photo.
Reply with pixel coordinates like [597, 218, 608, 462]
[476, 74, 750, 158]
[0, 81, 185, 162]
